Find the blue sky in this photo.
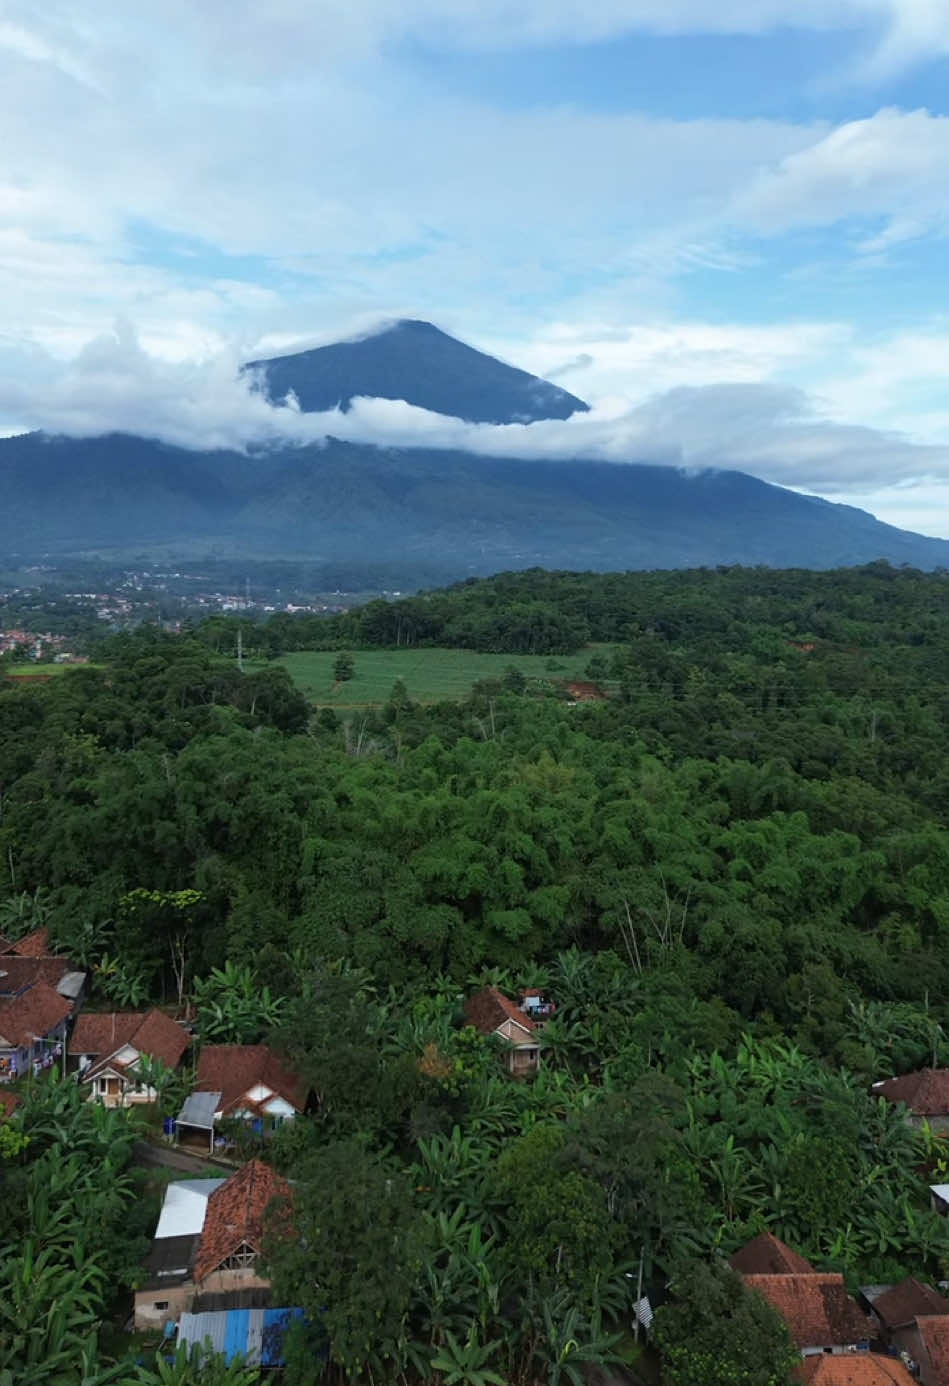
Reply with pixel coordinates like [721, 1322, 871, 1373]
[3, 1, 949, 532]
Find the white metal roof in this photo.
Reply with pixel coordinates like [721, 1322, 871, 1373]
[178, 1090, 222, 1129]
[931, 1185, 949, 1203]
[154, 1178, 226, 1240]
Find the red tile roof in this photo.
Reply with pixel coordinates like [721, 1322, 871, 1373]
[464, 987, 536, 1038]
[194, 1045, 307, 1116]
[193, 1159, 292, 1282]
[729, 1232, 815, 1276]
[0, 955, 68, 994]
[10, 927, 51, 957]
[873, 1068, 949, 1116]
[0, 981, 72, 1049]
[917, 1315, 949, 1386]
[0, 1089, 22, 1118]
[70, 1009, 190, 1079]
[872, 1278, 949, 1330]
[743, 1274, 872, 1350]
[799, 1354, 916, 1385]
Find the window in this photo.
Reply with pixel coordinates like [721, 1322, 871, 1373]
[153, 1301, 169, 1311]
[97, 1078, 109, 1095]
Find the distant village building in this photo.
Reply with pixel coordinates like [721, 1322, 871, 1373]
[464, 986, 549, 1076]
[873, 1069, 949, 1131]
[69, 1010, 191, 1107]
[0, 937, 86, 1082]
[730, 1233, 872, 1359]
[175, 1045, 308, 1151]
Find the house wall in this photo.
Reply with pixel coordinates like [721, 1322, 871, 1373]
[86, 1073, 158, 1108]
[0, 1020, 67, 1081]
[133, 1282, 193, 1331]
[892, 1324, 924, 1372]
[198, 1266, 272, 1297]
[508, 1046, 540, 1077]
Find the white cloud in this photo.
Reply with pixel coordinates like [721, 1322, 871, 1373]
[4, 324, 948, 505]
[734, 108, 949, 248]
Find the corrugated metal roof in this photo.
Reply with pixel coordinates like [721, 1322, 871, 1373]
[178, 1310, 229, 1356]
[57, 971, 86, 1000]
[177, 1307, 303, 1366]
[154, 1179, 226, 1239]
[178, 1091, 222, 1129]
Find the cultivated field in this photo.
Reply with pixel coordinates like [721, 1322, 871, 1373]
[270, 645, 617, 706]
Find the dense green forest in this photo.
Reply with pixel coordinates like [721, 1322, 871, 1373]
[3, 562, 949, 1382]
[194, 559, 949, 656]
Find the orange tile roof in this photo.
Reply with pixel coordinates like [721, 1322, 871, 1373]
[917, 1315, 949, 1385]
[70, 1009, 190, 1078]
[0, 981, 72, 1049]
[873, 1068, 949, 1116]
[799, 1353, 916, 1385]
[194, 1044, 307, 1116]
[193, 1159, 292, 1282]
[0, 955, 68, 994]
[730, 1232, 815, 1276]
[464, 987, 536, 1038]
[743, 1274, 872, 1350]
[10, 927, 51, 957]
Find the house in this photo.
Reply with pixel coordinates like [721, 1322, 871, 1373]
[872, 1069, 949, 1131]
[742, 1274, 872, 1357]
[0, 980, 72, 1081]
[860, 1282, 949, 1385]
[798, 1354, 916, 1384]
[134, 1159, 292, 1331]
[869, 1278, 949, 1339]
[915, 1315, 949, 1386]
[69, 1010, 191, 1108]
[464, 987, 543, 1076]
[0, 942, 87, 1084]
[729, 1231, 815, 1277]
[175, 1045, 307, 1151]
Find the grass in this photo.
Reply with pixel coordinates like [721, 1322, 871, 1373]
[4, 662, 102, 678]
[262, 644, 617, 707]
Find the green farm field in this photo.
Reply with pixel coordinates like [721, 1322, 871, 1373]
[266, 644, 618, 706]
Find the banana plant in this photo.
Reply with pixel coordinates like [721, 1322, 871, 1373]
[430, 1328, 508, 1386]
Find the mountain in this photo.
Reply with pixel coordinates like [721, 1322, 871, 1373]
[2, 321, 948, 578]
[3, 431, 949, 579]
[245, 319, 589, 423]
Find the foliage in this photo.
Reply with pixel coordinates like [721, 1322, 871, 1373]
[653, 1261, 798, 1386]
[6, 567, 949, 1382]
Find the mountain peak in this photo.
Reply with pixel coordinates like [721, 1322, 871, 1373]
[245, 321, 589, 425]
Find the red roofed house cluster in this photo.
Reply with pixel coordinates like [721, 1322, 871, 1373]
[0, 930, 86, 1082]
[729, 1232, 949, 1384]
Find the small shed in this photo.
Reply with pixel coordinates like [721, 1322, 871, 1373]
[177, 1091, 222, 1152]
[177, 1307, 304, 1366]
